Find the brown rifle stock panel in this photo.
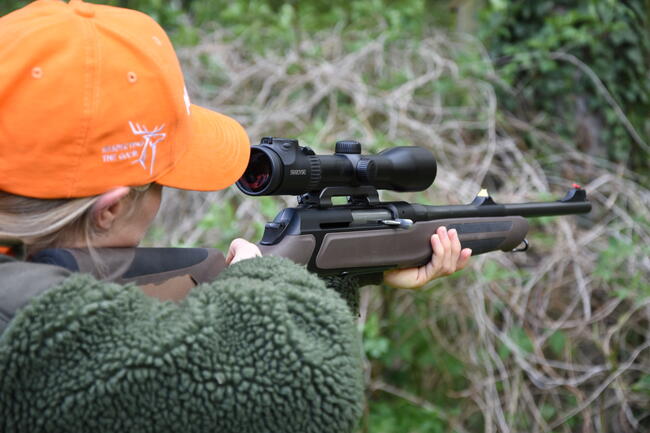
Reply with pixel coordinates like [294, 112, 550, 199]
[66, 248, 226, 302]
[139, 275, 196, 302]
[258, 234, 316, 265]
[315, 217, 529, 270]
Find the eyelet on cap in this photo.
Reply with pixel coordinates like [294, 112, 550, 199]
[32, 67, 43, 79]
[127, 71, 138, 83]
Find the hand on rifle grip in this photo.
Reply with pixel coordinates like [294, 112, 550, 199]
[383, 226, 472, 290]
[226, 238, 262, 265]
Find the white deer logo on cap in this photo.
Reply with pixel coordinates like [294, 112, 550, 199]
[129, 121, 166, 175]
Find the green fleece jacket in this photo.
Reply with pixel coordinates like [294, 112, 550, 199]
[0, 255, 363, 433]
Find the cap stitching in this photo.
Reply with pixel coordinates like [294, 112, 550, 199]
[67, 16, 98, 197]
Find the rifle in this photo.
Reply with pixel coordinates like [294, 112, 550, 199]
[236, 137, 590, 276]
[30, 137, 591, 298]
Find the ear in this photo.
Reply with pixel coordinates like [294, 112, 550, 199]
[91, 187, 131, 231]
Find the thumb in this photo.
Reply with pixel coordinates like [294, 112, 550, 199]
[226, 238, 262, 265]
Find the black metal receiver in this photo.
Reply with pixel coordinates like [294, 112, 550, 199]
[236, 137, 592, 278]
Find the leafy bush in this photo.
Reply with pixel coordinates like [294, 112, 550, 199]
[481, 0, 650, 176]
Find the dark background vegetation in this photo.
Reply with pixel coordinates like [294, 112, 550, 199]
[2, 0, 648, 175]
[3, 1, 648, 432]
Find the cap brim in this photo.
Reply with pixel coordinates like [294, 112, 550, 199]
[156, 104, 250, 191]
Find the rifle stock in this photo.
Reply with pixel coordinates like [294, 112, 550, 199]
[259, 216, 529, 274]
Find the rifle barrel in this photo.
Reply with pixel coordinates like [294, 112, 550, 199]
[414, 200, 592, 221]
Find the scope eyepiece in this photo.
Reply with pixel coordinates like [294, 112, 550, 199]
[236, 137, 437, 196]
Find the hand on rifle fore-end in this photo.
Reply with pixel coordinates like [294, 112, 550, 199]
[226, 238, 262, 265]
[383, 226, 472, 290]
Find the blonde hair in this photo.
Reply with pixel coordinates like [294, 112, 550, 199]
[0, 185, 151, 256]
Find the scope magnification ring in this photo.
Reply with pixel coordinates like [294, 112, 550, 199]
[307, 155, 321, 191]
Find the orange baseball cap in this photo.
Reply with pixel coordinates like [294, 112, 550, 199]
[0, 0, 250, 199]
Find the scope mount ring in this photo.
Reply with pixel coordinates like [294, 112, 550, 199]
[298, 186, 381, 208]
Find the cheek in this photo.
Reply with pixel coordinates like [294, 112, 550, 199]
[144, 189, 162, 223]
[126, 187, 162, 235]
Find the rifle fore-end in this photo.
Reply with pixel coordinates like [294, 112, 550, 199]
[258, 216, 529, 275]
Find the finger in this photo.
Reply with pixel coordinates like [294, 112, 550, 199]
[437, 226, 454, 275]
[419, 233, 443, 283]
[225, 241, 237, 265]
[448, 228, 461, 267]
[430, 233, 444, 275]
[456, 248, 472, 270]
[437, 226, 451, 250]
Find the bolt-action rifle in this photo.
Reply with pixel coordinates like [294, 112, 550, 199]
[30, 137, 591, 299]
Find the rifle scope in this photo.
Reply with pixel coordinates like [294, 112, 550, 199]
[236, 137, 437, 196]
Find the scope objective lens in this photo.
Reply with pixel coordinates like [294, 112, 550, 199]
[236, 148, 282, 195]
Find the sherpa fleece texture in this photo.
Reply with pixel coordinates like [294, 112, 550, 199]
[0, 256, 363, 433]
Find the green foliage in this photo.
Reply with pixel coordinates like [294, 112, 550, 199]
[481, 0, 650, 174]
[368, 399, 448, 433]
[548, 330, 567, 357]
[102, 0, 185, 29]
[358, 288, 477, 431]
[632, 374, 650, 395]
[361, 312, 390, 359]
[482, 260, 529, 282]
[196, 201, 239, 251]
[0, 0, 28, 15]
[185, 0, 443, 47]
[498, 325, 533, 359]
[595, 234, 650, 301]
[193, 196, 279, 251]
[0, 0, 460, 49]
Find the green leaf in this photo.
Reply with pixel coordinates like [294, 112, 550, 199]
[548, 330, 566, 356]
[540, 403, 556, 421]
[509, 325, 534, 354]
[631, 375, 650, 395]
[362, 313, 390, 359]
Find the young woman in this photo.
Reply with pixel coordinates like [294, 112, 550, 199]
[0, 1, 471, 432]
